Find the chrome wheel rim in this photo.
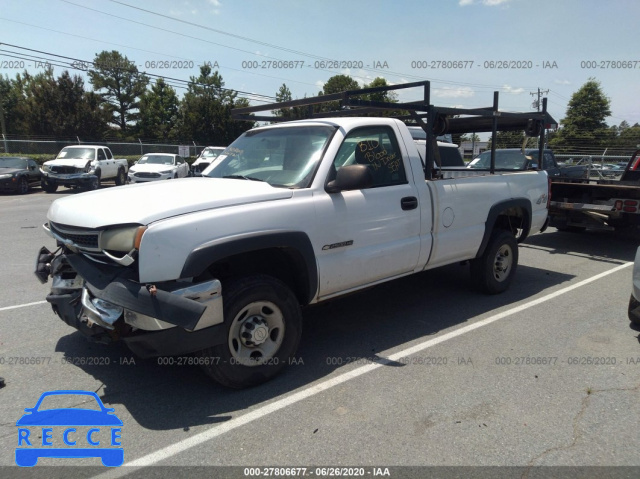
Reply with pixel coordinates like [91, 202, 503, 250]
[493, 244, 513, 282]
[228, 300, 284, 367]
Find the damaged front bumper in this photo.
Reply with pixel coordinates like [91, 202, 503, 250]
[41, 172, 97, 187]
[35, 247, 226, 357]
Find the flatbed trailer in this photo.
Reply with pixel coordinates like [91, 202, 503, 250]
[549, 149, 640, 231]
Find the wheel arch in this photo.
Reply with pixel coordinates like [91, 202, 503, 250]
[476, 199, 532, 258]
[181, 231, 318, 305]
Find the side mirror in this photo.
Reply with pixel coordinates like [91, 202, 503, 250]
[326, 165, 373, 193]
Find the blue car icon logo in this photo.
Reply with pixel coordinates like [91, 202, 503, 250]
[16, 390, 123, 467]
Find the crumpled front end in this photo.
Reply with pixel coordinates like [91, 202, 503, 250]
[35, 240, 226, 358]
[40, 163, 97, 187]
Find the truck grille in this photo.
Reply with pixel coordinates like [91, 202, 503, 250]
[134, 172, 161, 178]
[50, 166, 82, 174]
[50, 222, 100, 252]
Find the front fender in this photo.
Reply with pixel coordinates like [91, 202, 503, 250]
[181, 231, 318, 303]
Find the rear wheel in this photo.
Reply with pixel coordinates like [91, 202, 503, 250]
[115, 167, 126, 186]
[199, 275, 302, 388]
[471, 229, 518, 294]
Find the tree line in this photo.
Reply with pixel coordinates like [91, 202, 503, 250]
[0, 50, 254, 145]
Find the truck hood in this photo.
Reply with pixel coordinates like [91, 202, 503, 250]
[47, 178, 293, 228]
[129, 163, 176, 173]
[44, 158, 91, 169]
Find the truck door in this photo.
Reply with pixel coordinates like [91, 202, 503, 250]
[97, 148, 113, 178]
[314, 125, 421, 298]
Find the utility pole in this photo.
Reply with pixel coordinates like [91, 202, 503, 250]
[530, 87, 549, 112]
[530, 88, 549, 148]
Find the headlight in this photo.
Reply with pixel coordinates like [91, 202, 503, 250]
[0, 174, 12, 180]
[100, 226, 147, 252]
[42, 165, 51, 173]
[159, 169, 172, 174]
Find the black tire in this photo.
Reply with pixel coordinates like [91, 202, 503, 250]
[41, 180, 58, 193]
[115, 167, 126, 186]
[173, 173, 178, 179]
[199, 275, 302, 388]
[470, 229, 518, 294]
[88, 170, 101, 191]
[18, 177, 29, 194]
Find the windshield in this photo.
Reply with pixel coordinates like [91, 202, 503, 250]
[204, 125, 335, 188]
[200, 147, 225, 158]
[0, 158, 27, 169]
[137, 155, 175, 165]
[57, 148, 95, 160]
[468, 150, 528, 170]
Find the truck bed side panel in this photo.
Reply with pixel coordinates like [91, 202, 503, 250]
[425, 171, 548, 269]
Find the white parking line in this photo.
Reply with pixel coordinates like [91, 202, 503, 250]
[91, 260, 631, 477]
[0, 300, 47, 312]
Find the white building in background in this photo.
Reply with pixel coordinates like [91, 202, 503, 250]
[459, 140, 489, 160]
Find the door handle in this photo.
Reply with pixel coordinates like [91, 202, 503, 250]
[401, 196, 418, 210]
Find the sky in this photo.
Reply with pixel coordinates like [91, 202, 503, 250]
[1, 0, 639, 131]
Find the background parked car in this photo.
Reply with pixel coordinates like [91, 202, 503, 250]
[191, 146, 226, 176]
[0, 156, 41, 194]
[468, 148, 587, 179]
[128, 153, 189, 183]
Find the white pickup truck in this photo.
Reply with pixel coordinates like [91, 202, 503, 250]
[35, 83, 552, 388]
[40, 145, 129, 192]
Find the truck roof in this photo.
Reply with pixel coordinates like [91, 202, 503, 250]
[61, 145, 107, 149]
[249, 117, 404, 131]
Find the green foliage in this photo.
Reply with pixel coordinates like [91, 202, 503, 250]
[177, 65, 254, 145]
[1, 68, 109, 138]
[315, 74, 361, 113]
[272, 83, 308, 121]
[320, 75, 360, 96]
[0, 74, 23, 135]
[549, 78, 613, 152]
[138, 78, 179, 141]
[88, 51, 149, 136]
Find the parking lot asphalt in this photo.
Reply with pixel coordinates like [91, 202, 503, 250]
[0, 187, 639, 478]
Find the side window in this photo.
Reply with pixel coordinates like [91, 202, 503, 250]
[438, 146, 465, 167]
[332, 126, 406, 188]
[543, 152, 555, 169]
[97, 149, 106, 161]
[177, 156, 184, 164]
[105, 148, 113, 159]
[29, 160, 37, 170]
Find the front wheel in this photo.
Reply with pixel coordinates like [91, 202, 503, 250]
[88, 170, 101, 191]
[199, 275, 302, 388]
[41, 179, 58, 193]
[18, 177, 29, 194]
[470, 229, 518, 294]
